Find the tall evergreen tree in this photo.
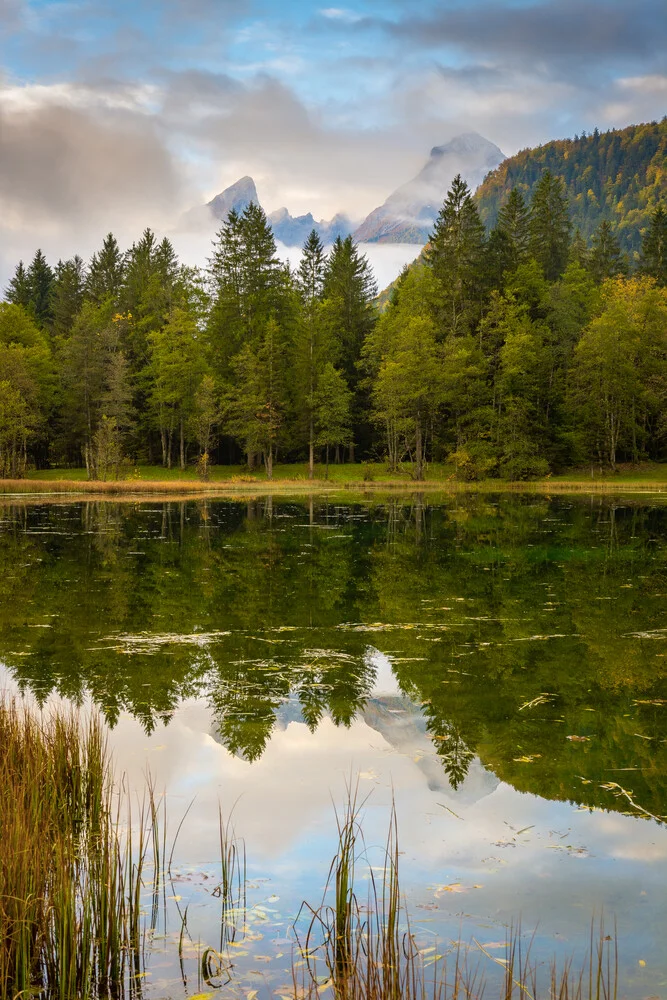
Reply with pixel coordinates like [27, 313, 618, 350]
[26, 250, 55, 330]
[426, 174, 486, 335]
[321, 235, 376, 458]
[588, 220, 627, 283]
[487, 189, 531, 284]
[640, 205, 667, 286]
[5, 261, 31, 310]
[297, 229, 326, 305]
[51, 256, 86, 338]
[295, 230, 329, 477]
[529, 170, 572, 281]
[208, 204, 286, 375]
[86, 233, 125, 306]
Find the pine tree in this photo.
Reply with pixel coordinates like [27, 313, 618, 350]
[26, 250, 55, 330]
[640, 205, 667, 286]
[529, 171, 571, 281]
[426, 174, 486, 335]
[588, 221, 627, 283]
[295, 230, 330, 477]
[488, 189, 531, 281]
[297, 229, 326, 306]
[321, 235, 376, 459]
[322, 236, 376, 379]
[5, 261, 31, 310]
[86, 233, 125, 306]
[208, 204, 286, 376]
[569, 229, 589, 268]
[51, 256, 86, 338]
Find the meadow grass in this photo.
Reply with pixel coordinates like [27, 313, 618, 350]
[3, 459, 665, 495]
[0, 698, 161, 1000]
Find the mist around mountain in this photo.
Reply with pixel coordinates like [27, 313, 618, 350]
[352, 133, 505, 244]
[476, 119, 667, 253]
[267, 207, 356, 246]
[182, 132, 504, 247]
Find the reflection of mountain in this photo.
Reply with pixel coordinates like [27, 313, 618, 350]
[361, 695, 499, 803]
[218, 686, 499, 802]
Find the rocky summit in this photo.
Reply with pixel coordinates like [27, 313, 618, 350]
[352, 133, 505, 244]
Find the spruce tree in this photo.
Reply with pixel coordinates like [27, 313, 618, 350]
[426, 174, 486, 335]
[86, 233, 125, 306]
[493, 189, 531, 274]
[295, 230, 329, 477]
[588, 220, 627, 283]
[297, 229, 326, 306]
[208, 204, 285, 375]
[26, 249, 55, 329]
[529, 170, 571, 281]
[640, 205, 667, 286]
[5, 261, 31, 310]
[52, 256, 86, 338]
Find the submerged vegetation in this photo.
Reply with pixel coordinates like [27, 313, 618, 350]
[2, 143, 667, 482]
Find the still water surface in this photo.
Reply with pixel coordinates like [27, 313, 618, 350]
[1, 494, 666, 996]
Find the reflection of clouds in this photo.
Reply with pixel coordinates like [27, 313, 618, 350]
[3, 662, 667, 977]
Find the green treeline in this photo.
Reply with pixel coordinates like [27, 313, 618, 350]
[2, 174, 667, 481]
[476, 118, 667, 253]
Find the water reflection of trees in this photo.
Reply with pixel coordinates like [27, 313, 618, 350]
[1, 495, 666, 813]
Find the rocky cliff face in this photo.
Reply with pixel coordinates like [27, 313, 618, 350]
[352, 133, 505, 244]
[268, 207, 355, 246]
[207, 175, 259, 221]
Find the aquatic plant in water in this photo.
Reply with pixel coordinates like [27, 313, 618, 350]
[0, 698, 161, 1000]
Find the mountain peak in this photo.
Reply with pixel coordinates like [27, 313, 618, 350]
[352, 133, 505, 244]
[430, 132, 502, 159]
[207, 176, 259, 222]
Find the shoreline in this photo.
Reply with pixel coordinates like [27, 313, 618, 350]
[2, 475, 667, 499]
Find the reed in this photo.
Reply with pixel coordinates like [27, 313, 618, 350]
[0, 698, 161, 1000]
[294, 790, 618, 1000]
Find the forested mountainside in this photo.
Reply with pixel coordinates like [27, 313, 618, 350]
[476, 120, 667, 254]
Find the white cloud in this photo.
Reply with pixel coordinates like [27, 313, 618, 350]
[319, 8, 363, 23]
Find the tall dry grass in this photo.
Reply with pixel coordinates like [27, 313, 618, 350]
[0, 699, 160, 1000]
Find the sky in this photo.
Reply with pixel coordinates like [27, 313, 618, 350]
[1, 0, 666, 283]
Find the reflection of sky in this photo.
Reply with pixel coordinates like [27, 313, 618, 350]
[1, 650, 666, 994]
[101, 686, 667, 991]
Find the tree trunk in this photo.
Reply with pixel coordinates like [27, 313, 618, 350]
[167, 430, 173, 469]
[325, 445, 329, 480]
[309, 417, 314, 479]
[415, 419, 424, 481]
[179, 418, 185, 471]
[265, 446, 273, 480]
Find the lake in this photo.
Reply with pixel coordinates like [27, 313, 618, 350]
[1, 493, 666, 997]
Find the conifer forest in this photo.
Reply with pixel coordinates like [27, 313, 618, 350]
[2, 171, 667, 482]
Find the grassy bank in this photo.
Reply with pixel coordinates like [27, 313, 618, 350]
[1, 459, 666, 496]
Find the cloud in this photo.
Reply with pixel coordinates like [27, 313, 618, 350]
[374, 0, 666, 63]
[0, 80, 186, 283]
[319, 7, 363, 23]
